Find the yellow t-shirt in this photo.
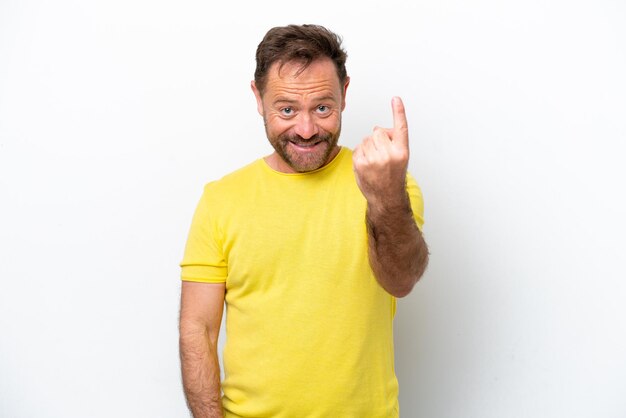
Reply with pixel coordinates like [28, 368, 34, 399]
[181, 147, 424, 417]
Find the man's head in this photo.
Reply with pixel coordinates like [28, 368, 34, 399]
[254, 24, 348, 97]
[252, 24, 350, 173]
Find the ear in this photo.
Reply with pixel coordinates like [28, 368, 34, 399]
[341, 76, 350, 111]
[251, 81, 264, 116]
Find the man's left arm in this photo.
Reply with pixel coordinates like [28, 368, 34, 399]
[353, 97, 429, 297]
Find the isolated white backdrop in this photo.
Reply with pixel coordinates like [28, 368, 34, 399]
[1, 0, 625, 417]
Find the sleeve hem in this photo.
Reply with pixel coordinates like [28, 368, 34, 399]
[181, 276, 226, 284]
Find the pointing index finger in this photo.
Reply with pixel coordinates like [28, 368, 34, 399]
[392, 96, 409, 145]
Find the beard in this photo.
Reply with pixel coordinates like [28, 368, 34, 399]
[266, 123, 341, 173]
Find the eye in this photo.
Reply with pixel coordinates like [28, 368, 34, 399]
[280, 107, 294, 117]
[316, 105, 330, 114]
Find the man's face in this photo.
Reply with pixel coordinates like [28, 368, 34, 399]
[252, 58, 349, 173]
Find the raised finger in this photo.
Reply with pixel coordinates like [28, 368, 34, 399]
[391, 96, 409, 146]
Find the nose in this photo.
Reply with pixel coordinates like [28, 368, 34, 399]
[293, 113, 318, 140]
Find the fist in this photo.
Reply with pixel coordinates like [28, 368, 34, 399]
[353, 97, 410, 207]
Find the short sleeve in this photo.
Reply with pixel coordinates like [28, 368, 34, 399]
[406, 172, 425, 231]
[180, 183, 228, 283]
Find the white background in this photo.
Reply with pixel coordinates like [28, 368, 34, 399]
[1, 0, 625, 417]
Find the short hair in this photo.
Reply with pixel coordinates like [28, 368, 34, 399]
[254, 24, 348, 95]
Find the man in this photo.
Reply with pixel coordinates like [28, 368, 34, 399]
[179, 24, 429, 417]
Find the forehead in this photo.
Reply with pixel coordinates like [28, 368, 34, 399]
[263, 58, 342, 98]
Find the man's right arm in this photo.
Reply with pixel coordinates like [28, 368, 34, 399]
[179, 281, 226, 418]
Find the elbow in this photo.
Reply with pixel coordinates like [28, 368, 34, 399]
[387, 274, 419, 298]
[179, 319, 211, 348]
[390, 284, 414, 298]
[389, 254, 429, 298]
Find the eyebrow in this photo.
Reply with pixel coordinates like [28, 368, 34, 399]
[272, 95, 338, 106]
[273, 98, 298, 105]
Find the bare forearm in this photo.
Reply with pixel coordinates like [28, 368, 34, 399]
[366, 192, 429, 298]
[179, 327, 223, 418]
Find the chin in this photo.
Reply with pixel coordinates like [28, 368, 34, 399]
[285, 143, 335, 172]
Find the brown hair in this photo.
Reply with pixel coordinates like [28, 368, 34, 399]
[254, 24, 348, 95]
